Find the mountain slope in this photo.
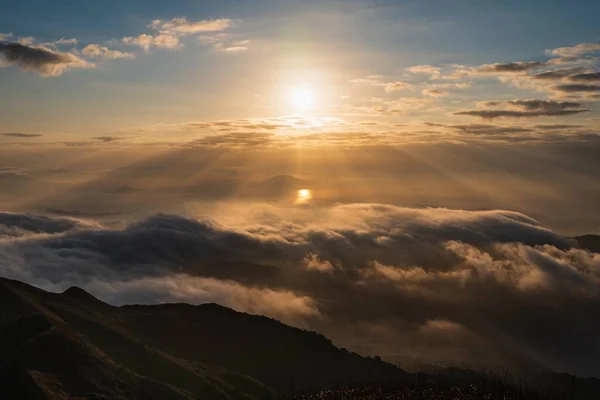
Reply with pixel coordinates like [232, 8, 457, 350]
[574, 234, 600, 253]
[0, 278, 407, 399]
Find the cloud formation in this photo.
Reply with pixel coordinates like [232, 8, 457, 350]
[407, 65, 441, 79]
[549, 42, 600, 58]
[1, 133, 42, 138]
[0, 41, 93, 76]
[149, 18, 231, 35]
[0, 204, 598, 376]
[567, 72, 600, 82]
[422, 88, 448, 98]
[350, 76, 413, 93]
[122, 17, 232, 51]
[122, 33, 181, 51]
[82, 44, 135, 60]
[455, 99, 589, 119]
[553, 84, 600, 93]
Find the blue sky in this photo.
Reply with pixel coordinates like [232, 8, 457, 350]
[1, 0, 599, 136]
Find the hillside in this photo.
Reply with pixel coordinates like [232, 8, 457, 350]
[0, 278, 406, 399]
[574, 234, 600, 253]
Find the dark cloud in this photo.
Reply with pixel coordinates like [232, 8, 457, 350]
[451, 124, 533, 135]
[0, 41, 92, 76]
[1, 133, 42, 138]
[567, 72, 600, 82]
[554, 84, 600, 93]
[93, 136, 125, 143]
[474, 61, 547, 74]
[455, 109, 587, 119]
[533, 124, 583, 129]
[530, 68, 586, 80]
[1, 205, 598, 376]
[0, 211, 98, 238]
[486, 100, 584, 111]
[456, 100, 589, 119]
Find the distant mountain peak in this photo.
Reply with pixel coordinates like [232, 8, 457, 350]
[62, 286, 104, 304]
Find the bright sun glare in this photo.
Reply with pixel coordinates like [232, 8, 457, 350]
[296, 188, 312, 203]
[291, 87, 315, 111]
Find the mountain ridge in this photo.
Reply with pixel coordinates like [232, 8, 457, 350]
[0, 277, 406, 399]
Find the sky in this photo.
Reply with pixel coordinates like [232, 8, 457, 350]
[1, 0, 599, 134]
[1, 0, 600, 378]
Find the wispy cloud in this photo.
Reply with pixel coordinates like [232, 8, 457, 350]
[548, 42, 600, 58]
[350, 76, 413, 93]
[122, 17, 233, 51]
[82, 44, 135, 60]
[1, 132, 42, 138]
[455, 99, 589, 119]
[122, 33, 181, 51]
[149, 17, 231, 35]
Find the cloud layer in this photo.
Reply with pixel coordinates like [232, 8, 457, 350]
[0, 205, 598, 377]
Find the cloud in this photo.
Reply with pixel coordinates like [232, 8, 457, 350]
[122, 33, 180, 51]
[92, 136, 126, 143]
[86, 275, 319, 322]
[567, 72, 600, 82]
[220, 46, 248, 53]
[378, 97, 435, 113]
[455, 99, 589, 119]
[1, 133, 42, 138]
[422, 88, 448, 98]
[350, 76, 413, 93]
[454, 61, 548, 79]
[149, 18, 231, 35]
[1, 205, 598, 376]
[407, 65, 441, 79]
[0, 211, 99, 238]
[16, 36, 36, 46]
[553, 84, 600, 93]
[0, 33, 12, 41]
[122, 17, 233, 52]
[549, 42, 600, 58]
[0, 42, 93, 76]
[384, 81, 413, 93]
[449, 124, 533, 135]
[54, 38, 78, 46]
[82, 44, 135, 59]
[529, 68, 588, 80]
[197, 34, 250, 52]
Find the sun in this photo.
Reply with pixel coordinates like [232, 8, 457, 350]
[296, 188, 312, 203]
[290, 87, 315, 111]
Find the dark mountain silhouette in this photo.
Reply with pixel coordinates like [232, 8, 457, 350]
[574, 234, 600, 253]
[0, 278, 406, 399]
